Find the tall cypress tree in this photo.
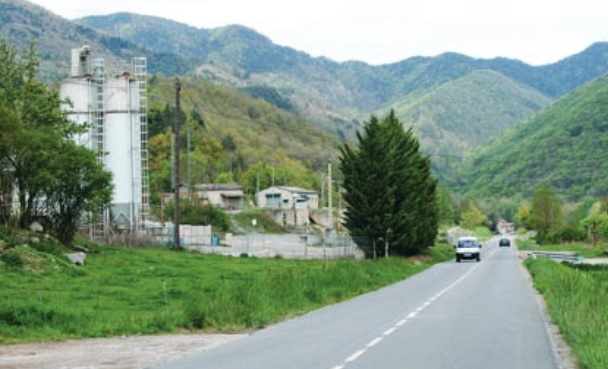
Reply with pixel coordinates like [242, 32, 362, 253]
[340, 110, 437, 258]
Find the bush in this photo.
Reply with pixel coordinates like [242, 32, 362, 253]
[165, 201, 231, 232]
[546, 225, 587, 243]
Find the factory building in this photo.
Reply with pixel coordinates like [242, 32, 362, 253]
[60, 46, 149, 235]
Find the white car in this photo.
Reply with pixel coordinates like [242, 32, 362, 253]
[455, 236, 482, 262]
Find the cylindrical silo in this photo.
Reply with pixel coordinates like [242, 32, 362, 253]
[104, 75, 142, 229]
[60, 79, 93, 149]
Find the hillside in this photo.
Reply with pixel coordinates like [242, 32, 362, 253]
[0, 0, 195, 77]
[392, 69, 553, 181]
[143, 74, 340, 199]
[459, 74, 608, 201]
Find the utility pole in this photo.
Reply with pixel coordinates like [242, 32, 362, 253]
[173, 78, 181, 249]
[320, 172, 325, 210]
[271, 160, 276, 208]
[328, 159, 333, 229]
[187, 128, 191, 195]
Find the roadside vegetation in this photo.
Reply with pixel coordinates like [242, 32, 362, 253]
[517, 214, 608, 369]
[526, 258, 608, 369]
[517, 237, 608, 258]
[0, 234, 454, 345]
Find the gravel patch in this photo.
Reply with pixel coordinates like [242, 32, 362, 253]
[0, 333, 246, 369]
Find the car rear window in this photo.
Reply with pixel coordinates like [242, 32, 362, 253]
[458, 240, 478, 247]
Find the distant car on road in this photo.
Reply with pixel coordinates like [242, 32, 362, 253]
[499, 238, 510, 247]
[455, 236, 481, 262]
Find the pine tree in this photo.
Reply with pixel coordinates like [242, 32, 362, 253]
[340, 110, 437, 258]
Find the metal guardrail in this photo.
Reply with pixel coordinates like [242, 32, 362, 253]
[528, 251, 584, 263]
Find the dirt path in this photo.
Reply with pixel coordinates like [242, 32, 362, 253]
[0, 333, 246, 369]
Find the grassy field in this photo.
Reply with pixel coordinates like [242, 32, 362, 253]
[0, 240, 453, 344]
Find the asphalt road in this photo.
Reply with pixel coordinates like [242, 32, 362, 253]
[151, 238, 559, 369]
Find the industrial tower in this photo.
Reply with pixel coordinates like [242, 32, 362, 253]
[60, 46, 149, 235]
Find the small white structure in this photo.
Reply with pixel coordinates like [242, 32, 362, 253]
[256, 186, 318, 209]
[60, 46, 149, 234]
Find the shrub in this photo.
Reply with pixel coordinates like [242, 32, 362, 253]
[165, 201, 231, 232]
[547, 225, 587, 243]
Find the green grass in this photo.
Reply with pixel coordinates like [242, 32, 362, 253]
[0, 243, 454, 344]
[473, 227, 493, 241]
[526, 259, 608, 369]
[232, 208, 287, 234]
[517, 238, 608, 258]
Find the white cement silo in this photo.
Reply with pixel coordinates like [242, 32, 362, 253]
[104, 75, 142, 230]
[60, 47, 149, 234]
[60, 79, 93, 149]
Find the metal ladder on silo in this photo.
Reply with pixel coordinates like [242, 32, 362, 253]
[133, 57, 149, 233]
[91, 60, 107, 240]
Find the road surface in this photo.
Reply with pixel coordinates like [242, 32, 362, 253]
[152, 238, 561, 369]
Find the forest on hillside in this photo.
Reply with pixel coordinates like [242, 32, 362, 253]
[144, 75, 340, 206]
[461, 75, 608, 203]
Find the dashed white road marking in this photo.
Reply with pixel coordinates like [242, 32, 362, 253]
[346, 349, 366, 362]
[330, 248, 498, 369]
[367, 337, 383, 348]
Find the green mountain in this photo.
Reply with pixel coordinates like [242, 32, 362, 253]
[460, 74, 608, 201]
[134, 75, 340, 198]
[0, 0, 195, 77]
[392, 69, 553, 181]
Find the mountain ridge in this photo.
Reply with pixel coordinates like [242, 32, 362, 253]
[4, 1, 608, 203]
[76, 13, 608, 125]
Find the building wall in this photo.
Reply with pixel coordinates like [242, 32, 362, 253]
[257, 186, 319, 210]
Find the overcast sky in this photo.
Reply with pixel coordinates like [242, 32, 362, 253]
[27, 0, 608, 66]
